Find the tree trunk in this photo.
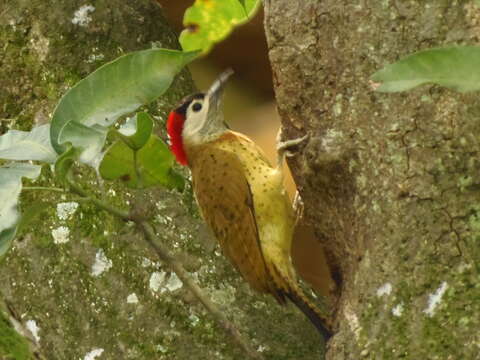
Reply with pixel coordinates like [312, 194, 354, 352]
[264, 1, 480, 359]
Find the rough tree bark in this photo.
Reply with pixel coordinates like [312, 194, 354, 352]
[264, 1, 480, 359]
[1, 1, 328, 359]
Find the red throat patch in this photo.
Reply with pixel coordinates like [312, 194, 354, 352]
[167, 111, 188, 166]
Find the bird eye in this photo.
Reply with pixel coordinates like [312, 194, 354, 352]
[192, 102, 202, 112]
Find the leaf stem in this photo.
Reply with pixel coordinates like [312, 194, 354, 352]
[133, 150, 144, 188]
[66, 180, 130, 219]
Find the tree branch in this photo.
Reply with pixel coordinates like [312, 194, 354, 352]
[139, 221, 264, 360]
[66, 181, 264, 360]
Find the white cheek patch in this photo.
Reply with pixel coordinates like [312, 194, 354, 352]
[182, 101, 209, 145]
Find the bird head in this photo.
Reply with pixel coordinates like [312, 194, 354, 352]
[167, 69, 233, 166]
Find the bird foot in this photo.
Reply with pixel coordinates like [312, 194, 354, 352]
[276, 129, 309, 166]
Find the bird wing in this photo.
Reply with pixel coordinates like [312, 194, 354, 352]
[190, 146, 272, 294]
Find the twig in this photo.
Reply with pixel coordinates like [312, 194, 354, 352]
[67, 180, 130, 219]
[67, 181, 264, 360]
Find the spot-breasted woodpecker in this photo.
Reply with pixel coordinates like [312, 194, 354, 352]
[167, 70, 332, 340]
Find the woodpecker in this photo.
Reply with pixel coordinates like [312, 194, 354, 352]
[167, 70, 332, 340]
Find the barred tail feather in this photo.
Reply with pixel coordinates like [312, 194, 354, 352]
[284, 289, 332, 341]
[267, 262, 332, 340]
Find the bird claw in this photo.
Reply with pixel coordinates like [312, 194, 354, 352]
[276, 129, 309, 166]
[277, 134, 309, 152]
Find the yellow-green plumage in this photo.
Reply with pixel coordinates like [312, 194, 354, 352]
[187, 131, 296, 302]
[171, 71, 331, 339]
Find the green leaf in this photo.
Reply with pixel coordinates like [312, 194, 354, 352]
[0, 124, 57, 163]
[114, 112, 154, 151]
[99, 135, 184, 190]
[1, 201, 50, 260]
[54, 143, 78, 186]
[371, 46, 480, 93]
[180, 0, 261, 54]
[58, 122, 107, 166]
[50, 49, 199, 164]
[0, 163, 42, 258]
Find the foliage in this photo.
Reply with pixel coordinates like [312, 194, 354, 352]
[0, 164, 42, 257]
[50, 49, 198, 165]
[99, 113, 184, 190]
[0, 125, 56, 163]
[371, 46, 480, 93]
[180, 0, 261, 54]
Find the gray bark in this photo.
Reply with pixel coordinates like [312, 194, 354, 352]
[264, 1, 480, 359]
[1, 1, 327, 359]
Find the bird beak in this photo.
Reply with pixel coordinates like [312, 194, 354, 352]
[207, 69, 234, 118]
